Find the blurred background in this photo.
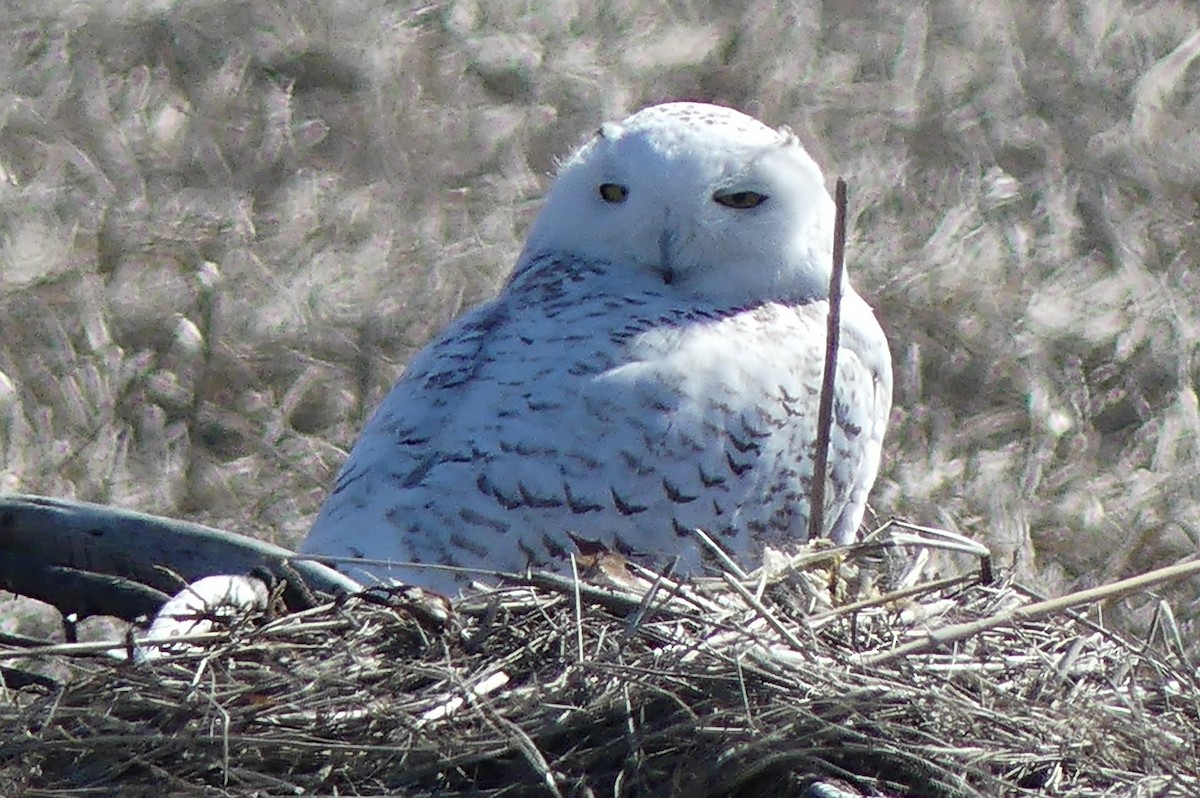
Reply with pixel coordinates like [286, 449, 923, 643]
[1, 0, 1197, 637]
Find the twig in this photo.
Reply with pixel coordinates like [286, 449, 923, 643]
[297, 553, 513, 584]
[720, 573, 812, 657]
[806, 573, 974, 628]
[692, 527, 749, 580]
[864, 519, 992, 558]
[569, 554, 584, 661]
[622, 561, 677, 641]
[418, 670, 511, 725]
[0, 618, 351, 661]
[857, 557, 1200, 667]
[808, 178, 848, 541]
[0, 631, 229, 660]
[518, 571, 655, 615]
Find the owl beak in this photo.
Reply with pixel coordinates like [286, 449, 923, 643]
[657, 224, 676, 285]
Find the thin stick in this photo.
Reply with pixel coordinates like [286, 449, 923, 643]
[720, 573, 812, 657]
[569, 554, 584, 662]
[806, 573, 974, 628]
[808, 178, 848, 540]
[692, 527, 749, 580]
[857, 557, 1200, 667]
[0, 618, 350, 661]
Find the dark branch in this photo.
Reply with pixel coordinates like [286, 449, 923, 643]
[0, 494, 362, 616]
[0, 551, 170, 621]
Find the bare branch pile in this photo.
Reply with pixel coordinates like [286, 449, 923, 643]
[2, 530, 1197, 797]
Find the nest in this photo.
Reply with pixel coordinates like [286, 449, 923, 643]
[2, 527, 1198, 797]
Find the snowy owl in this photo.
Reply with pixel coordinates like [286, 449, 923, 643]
[301, 102, 892, 594]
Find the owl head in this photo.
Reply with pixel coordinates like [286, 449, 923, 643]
[521, 102, 840, 306]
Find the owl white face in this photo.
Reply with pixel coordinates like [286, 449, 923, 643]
[521, 102, 838, 305]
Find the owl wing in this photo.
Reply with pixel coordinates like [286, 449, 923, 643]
[301, 269, 639, 586]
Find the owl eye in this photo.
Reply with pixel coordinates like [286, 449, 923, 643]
[598, 183, 629, 203]
[713, 190, 768, 209]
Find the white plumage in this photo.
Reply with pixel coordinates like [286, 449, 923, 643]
[301, 102, 892, 594]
